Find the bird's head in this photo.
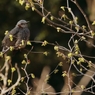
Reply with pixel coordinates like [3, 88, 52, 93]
[16, 20, 29, 28]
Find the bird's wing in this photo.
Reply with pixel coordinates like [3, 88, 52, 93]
[2, 27, 19, 46]
[9, 27, 19, 35]
[2, 27, 19, 53]
[15, 28, 30, 49]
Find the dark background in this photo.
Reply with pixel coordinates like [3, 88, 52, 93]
[0, 0, 94, 95]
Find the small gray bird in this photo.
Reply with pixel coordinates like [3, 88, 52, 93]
[2, 20, 30, 54]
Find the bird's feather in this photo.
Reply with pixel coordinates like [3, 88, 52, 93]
[1, 20, 30, 53]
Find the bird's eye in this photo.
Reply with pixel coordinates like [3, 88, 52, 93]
[21, 23, 23, 25]
[21, 23, 26, 25]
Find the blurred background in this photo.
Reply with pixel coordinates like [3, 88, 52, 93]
[0, 0, 95, 95]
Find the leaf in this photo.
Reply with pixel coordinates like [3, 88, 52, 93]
[68, 8, 71, 12]
[74, 17, 78, 23]
[90, 30, 95, 36]
[41, 17, 46, 24]
[4, 30, 9, 35]
[81, 36, 86, 40]
[41, 40, 48, 46]
[27, 41, 32, 45]
[10, 46, 14, 51]
[19, 0, 25, 5]
[31, 73, 35, 78]
[11, 67, 16, 73]
[74, 40, 78, 44]
[11, 88, 16, 95]
[60, 6, 65, 11]
[43, 51, 48, 56]
[58, 62, 63, 66]
[25, 3, 30, 10]
[81, 85, 85, 90]
[50, 16, 54, 20]
[21, 77, 24, 82]
[9, 34, 13, 41]
[8, 79, 12, 86]
[22, 60, 26, 64]
[0, 52, 3, 57]
[54, 46, 59, 51]
[62, 71, 67, 77]
[69, 21, 73, 25]
[68, 53, 73, 58]
[54, 69, 59, 74]
[21, 40, 25, 46]
[82, 25, 86, 30]
[92, 21, 95, 25]
[32, 7, 35, 11]
[75, 26, 79, 32]
[56, 27, 61, 32]
[61, 14, 67, 20]
[78, 57, 85, 62]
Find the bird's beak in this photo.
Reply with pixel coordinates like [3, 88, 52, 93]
[26, 21, 29, 23]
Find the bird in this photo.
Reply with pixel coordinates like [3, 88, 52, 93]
[1, 20, 30, 54]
